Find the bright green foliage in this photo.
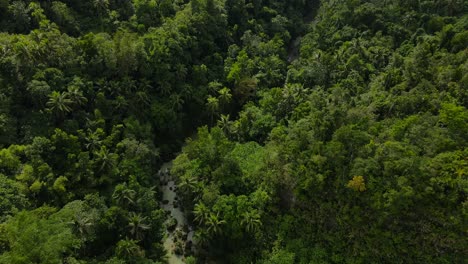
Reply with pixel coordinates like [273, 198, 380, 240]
[0, 206, 80, 264]
[115, 238, 144, 261]
[261, 249, 295, 264]
[347, 176, 366, 192]
[0, 174, 28, 222]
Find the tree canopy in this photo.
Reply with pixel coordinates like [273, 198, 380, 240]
[0, 0, 467, 263]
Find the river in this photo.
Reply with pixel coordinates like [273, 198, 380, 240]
[159, 160, 194, 264]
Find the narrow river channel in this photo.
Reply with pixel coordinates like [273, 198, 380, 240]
[159, 160, 194, 264]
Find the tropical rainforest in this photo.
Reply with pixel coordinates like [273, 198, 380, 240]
[0, 0, 467, 263]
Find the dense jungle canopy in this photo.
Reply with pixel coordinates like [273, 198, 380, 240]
[0, 0, 467, 263]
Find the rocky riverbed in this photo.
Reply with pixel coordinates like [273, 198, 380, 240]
[159, 161, 194, 264]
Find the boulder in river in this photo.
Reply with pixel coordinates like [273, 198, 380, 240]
[173, 240, 184, 255]
[166, 217, 178, 232]
[185, 240, 193, 255]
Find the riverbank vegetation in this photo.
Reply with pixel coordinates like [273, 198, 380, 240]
[0, 0, 467, 263]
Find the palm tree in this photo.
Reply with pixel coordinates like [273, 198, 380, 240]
[194, 229, 210, 247]
[179, 176, 198, 195]
[113, 95, 128, 114]
[46, 91, 73, 117]
[181, 84, 194, 101]
[135, 186, 156, 208]
[159, 82, 172, 95]
[282, 83, 308, 102]
[65, 86, 87, 107]
[70, 213, 94, 255]
[279, 83, 309, 114]
[192, 182, 204, 202]
[27, 80, 50, 108]
[217, 114, 232, 135]
[206, 95, 219, 126]
[112, 183, 136, 206]
[170, 93, 184, 111]
[217, 87, 232, 110]
[105, 81, 124, 97]
[193, 202, 210, 225]
[127, 212, 151, 240]
[92, 0, 110, 31]
[69, 213, 93, 238]
[445, 0, 462, 16]
[116, 238, 144, 259]
[135, 91, 150, 106]
[175, 63, 188, 79]
[206, 212, 226, 236]
[182, 180, 204, 203]
[85, 130, 102, 152]
[241, 210, 262, 233]
[208, 81, 222, 93]
[121, 77, 137, 94]
[94, 146, 116, 172]
[8, 1, 31, 33]
[93, 0, 109, 15]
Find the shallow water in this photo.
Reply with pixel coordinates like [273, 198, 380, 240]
[160, 161, 187, 264]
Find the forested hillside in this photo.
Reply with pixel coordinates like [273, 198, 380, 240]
[0, 0, 467, 263]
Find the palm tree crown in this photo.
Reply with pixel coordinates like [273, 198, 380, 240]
[46, 91, 73, 116]
[127, 212, 151, 240]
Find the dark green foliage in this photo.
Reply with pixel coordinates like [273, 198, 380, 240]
[0, 0, 467, 263]
[170, 0, 468, 263]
